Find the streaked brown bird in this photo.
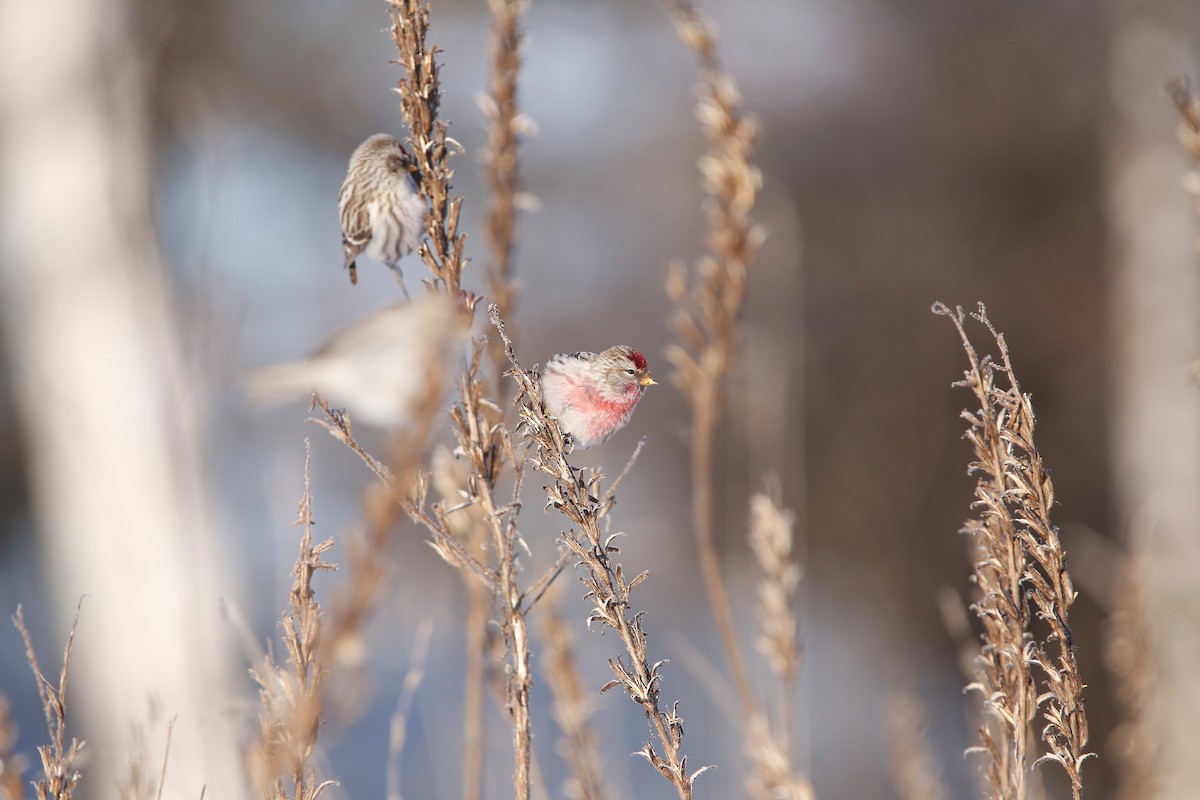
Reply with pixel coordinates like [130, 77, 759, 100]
[338, 133, 426, 287]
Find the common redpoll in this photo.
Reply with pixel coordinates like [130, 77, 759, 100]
[338, 133, 426, 286]
[247, 294, 465, 427]
[541, 346, 656, 449]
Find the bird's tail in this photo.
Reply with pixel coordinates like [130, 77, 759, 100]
[243, 362, 314, 407]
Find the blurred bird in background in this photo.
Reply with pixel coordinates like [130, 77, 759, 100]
[247, 293, 464, 427]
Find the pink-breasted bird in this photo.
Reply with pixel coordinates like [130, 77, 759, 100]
[338, 133, 426, 287]
[540, 346, 656, 449]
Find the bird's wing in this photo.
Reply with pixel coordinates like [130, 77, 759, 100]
[338, 184, 371, 267]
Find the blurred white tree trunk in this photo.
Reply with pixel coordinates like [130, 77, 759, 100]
[1104, 2, 1200, 798]
[0, 0, 244, 797]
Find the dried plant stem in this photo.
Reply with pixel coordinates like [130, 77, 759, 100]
[155, 717, 175, 800]
[470, 0, 532, 782]
[398, 342, 537, 800]
[739, 489, 806, 796]
[1105, 553, 1157, 800]
[536, 589, 611, 800]
[456, 346, 534, 800]
[14, 600, 86, 800]
[935, 302, 1092, 800]
[482, 0, 527, 358]
[886, 693, 948, 800]
[665, 0, 764, 720]
[389, 0, 469, 297]
[491, 307, 709, 798]
[1166, 78, 1200, 382]
[0, 696, 24, 800]
[665, 5, 812, 798]
[430, 444, 495, 800]
[386, 621, 434, 800]
[461, 583, 490, 800]
[247, 441, 338, 800]
[1167, 77, 1200, 234]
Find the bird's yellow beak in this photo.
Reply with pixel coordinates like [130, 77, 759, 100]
[638, 372, 657, 387]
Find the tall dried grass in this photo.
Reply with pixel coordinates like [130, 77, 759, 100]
[935, 302, 1092, 800]
[13, 603, 85, 800]
[665, 4, 812, 797]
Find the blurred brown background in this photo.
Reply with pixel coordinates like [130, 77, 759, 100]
[2, 0, 1199, 797]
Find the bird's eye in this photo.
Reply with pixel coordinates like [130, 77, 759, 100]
[625, 369, 636, 375]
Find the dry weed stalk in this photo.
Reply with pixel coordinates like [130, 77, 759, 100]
[431, 446, 494, 800]
[386, 5, 544, 786]
[666, 5, 813, 798]
[416, 340, 538, 800]
[490, 307, 710, 799]
[327, 339, 545, 800]
[386, 622, 434, 800]
[935, 302, 1092, 800]
[745, 491, 813, 800]
[886, 693, 949, 800]
[748, 492, 800, 706]
[1105, 554, 1157, 800]
[247, 442, 338, 800]
[664, 0, 762, 718]
[116, 709, 175, 800]
[1167, 76, 1200, 226]
[482, 0, 528, 346]
[536, 589, 612, 800]
[0, 696, 24, 800]
[1166, 78, 1200, 382]
[388, 0, 469, 298]
[13, 602, 85, 800]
